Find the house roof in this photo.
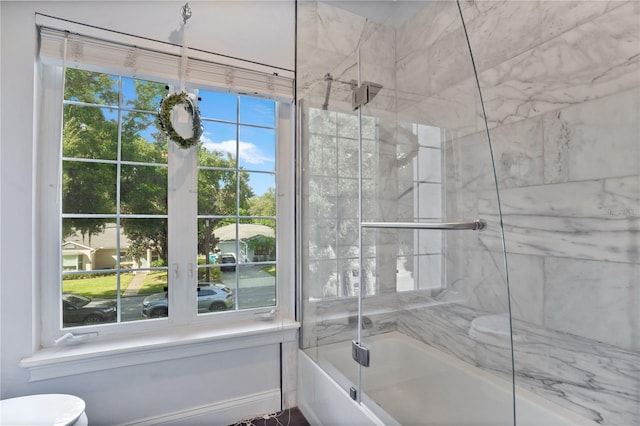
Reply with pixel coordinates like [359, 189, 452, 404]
[63, 223, 132, 250]
[214, 224, 275, 242]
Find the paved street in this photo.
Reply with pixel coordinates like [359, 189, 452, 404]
[119, 266, 276, 321]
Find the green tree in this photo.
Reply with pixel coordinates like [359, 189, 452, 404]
[63, 68, 256, 266]
[246, 235, 276, 261]
[62, 70, 120, 241]
[197, 149, 254, 258]
[248, 187, 276, 224]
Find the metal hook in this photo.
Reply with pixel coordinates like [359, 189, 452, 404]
[181, 3, 192, 24]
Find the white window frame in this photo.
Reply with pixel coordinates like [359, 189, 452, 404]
[32, 19, 296, 361]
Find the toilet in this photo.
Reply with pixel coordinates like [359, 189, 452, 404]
[0, 394, 88, 425]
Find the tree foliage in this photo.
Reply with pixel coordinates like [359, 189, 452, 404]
[248, 187, 276, 220]
[62, 69, 259, 265]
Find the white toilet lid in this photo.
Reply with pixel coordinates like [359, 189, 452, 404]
[0, 394, 85, 426]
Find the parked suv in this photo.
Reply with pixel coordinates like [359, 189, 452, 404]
[220, 253, 237, 272]
[141, 283, 233, 318]
[62, 293, 117, 326]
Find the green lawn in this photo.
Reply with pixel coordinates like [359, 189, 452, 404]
[63, 273, 134, 298]
[62, 271, 169, 298]
[138, 272, 168, 295]
[262, 265, 276, 276]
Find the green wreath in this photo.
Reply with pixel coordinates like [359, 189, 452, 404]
[157, 91, 203, 149]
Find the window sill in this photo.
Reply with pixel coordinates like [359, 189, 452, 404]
[20, 319, 300, 382]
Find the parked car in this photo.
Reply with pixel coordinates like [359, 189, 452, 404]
[141, 283, 233, 318]
[198, 282, 232, 293]
[219, 253, 237, 272]
[62, 293, 117, 326]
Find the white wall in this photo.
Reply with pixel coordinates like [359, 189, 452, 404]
[0, 1, 294, 424]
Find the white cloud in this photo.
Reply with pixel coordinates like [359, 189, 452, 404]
[201, 136, 273, 165]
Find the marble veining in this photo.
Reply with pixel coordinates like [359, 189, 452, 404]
[544, 257, 639, 351]
[398, 304, 640, 426]
[543, 89, 640, 184]
[477, 176, 640, 264]
[478, 2, 640, 128]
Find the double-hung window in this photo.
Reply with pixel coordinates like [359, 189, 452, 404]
[37, 24, 294, 345]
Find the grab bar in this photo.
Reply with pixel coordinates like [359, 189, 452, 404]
[361, 219, 486, 231]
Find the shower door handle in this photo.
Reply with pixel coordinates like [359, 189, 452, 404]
[361, 219, 486, 231]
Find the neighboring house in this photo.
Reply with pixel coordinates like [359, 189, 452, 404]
[214, 223, 276, 263]
[62, 223, 156, 271]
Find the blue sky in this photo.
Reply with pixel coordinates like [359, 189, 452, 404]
[119, 78, 277, 196]
[198, 90, 276, 196]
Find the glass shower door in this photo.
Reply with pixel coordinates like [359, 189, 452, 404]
[298, 48, 366, 401]
[354, 1, 516, 424]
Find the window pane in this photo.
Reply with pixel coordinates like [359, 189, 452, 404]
[239, 220, 276, 262]
[198, 90, 237, 122]
[199, 121, 237, 167]
[125, 270, 169, 322]
[121, 112, 168, 163]
[238, 126, 275, 171]
[309, 135, 337, 176]
[336, 112, 359, 139]
[197, 265, 223, 285]
[239, 96, 275, 127]
[62, 272, 118, 328]
[197, 282, 234, 314]
[337, 178, 358, 219]
[198, 220, 239, 315]
[63, 105, 118, 160]
[337, 138, 358, 178]
[121, 218, 169, 321]
[121, 77, 166, 112]
[197, 218, 229, 287]
[198, 169, 237, 215]
[247, 187, 276, 218]
[62, 161, 117, 214]
[237, 264, 276, 309]
[120, 218, 168, 268]
[245, 172, 276, 204]
[64, 69, 118, 106]
[363, 139, 377, 179]
[140, 285, 169, 319]
[212, 221, 240, 260]
[120, 165, 168, 215]
[308, 108, 336, 135]
[62, 220, 118, 271]
[362, 115, 377, 139]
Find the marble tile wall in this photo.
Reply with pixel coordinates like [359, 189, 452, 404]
[397, 303, 640, 426]
[420, 2, 640, 424]
[403, 1, 640, 349]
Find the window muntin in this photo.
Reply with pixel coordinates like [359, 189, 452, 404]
[60, 69, 279, 329]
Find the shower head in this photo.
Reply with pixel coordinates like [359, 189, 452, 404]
[352, 81, 383, 111]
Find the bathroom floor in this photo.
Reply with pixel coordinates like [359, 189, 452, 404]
[229, 407, 310, 426]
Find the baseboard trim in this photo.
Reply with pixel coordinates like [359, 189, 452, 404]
[120, 389, 281, 426]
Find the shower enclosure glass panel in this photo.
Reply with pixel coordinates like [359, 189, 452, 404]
[299, 1, 640, 425]
[299, 50, 363, 399]
[355, 2, 514, 423]
[299, 1, 514, 424]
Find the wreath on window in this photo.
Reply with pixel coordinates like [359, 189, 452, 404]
[157, 91, 203, 149]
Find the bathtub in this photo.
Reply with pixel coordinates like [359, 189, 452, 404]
[298, 331, 596, 425]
